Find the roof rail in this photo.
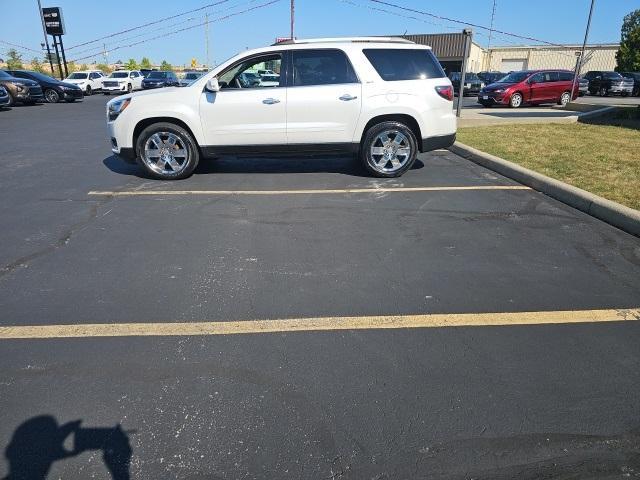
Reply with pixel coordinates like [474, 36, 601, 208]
[272, 36, 415, 46]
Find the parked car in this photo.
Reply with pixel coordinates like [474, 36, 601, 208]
[0, 85, 10, 108]
[179, 71, 204, 86]
[140, 69, 158, 78]
[0, 70, 43, 105]
[583, 71, 633, 97]
[578, 76, 589, 96]
[477, 71, 506, 84]
[259, 74, 280, 87]
[141, 71, 180, 89]
[478, 69, 579, 108]
[64, 70, 105, 95]
[106, 37, 456, 180]
[102, 70, 143, 95]
[449, 72, 484, 95]
[6, 70, 81, 103]
[620, 72, 640, 96]
[257, 69, 275, 76]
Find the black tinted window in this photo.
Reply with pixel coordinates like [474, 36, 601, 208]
[292, 49, 358, 86]
[558, 71, 574, 81]
[363, 48, 445, 81]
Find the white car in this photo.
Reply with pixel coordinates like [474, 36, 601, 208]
[102, 70, 143, 95]
[64, 70, 105, 95]
[106, 37, 456, 180]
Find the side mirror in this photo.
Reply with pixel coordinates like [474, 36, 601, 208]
[205, 77, 220, 92]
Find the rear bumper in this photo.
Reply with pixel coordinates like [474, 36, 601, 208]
[422, 133, 456, 152]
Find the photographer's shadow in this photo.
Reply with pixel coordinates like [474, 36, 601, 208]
[4, 415, 132, 480]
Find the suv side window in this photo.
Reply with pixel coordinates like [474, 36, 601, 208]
[218, 53, 282, 89]
[291, 49, 358, 86]
[546, 72, 559, 82]
[363, 48, 446, 81]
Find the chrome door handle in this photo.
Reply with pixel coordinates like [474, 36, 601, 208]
[262, 98, 280, 104]
[339, 94, 358, 101]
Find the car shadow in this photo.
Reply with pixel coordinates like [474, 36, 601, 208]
[103, 155, 424, 179]
[3, 415, 133, 480]
[477, 110, 576, 118]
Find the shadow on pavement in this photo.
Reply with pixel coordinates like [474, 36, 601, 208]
[103, 155, 425, 179]
[3, 415, 132, 480]
[477, 111, 575, 119]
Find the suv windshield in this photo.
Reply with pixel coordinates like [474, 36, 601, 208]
[603, 72, 622, 80]
[68, 73, 88, 79]
[110, 72, 129, 78]
[497, 71, 530, 83]
[148, 72, 168, 79]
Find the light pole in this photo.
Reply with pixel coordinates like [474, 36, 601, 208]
[205, 13, 210, 69]
[290, 0, 295, 40]
[572, 0, 596, 103]
[36, 0, 55, 75]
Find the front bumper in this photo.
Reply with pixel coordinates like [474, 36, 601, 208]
[62, 89, 84, 100]
[478, 91, 508, 106]
[0, 95, 9, 106]
[141, 83, 163, 89]
[102, 83, 129, 92]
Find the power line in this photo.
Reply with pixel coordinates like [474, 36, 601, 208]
[0, 39, 41, 54]
[368, 0, 574, 49]
[67, 0, 234, 51]
[70, 0, 282, 63]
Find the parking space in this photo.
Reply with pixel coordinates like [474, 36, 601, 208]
[1, 94, 640, 478]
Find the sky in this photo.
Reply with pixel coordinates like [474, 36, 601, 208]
[1, 0, 634, 67]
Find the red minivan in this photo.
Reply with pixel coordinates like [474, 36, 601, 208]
[478, 70, 579, 108]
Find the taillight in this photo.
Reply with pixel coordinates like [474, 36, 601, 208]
[435, 85, 453, 101]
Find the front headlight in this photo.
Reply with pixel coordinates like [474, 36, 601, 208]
[494, 88, 505, 93]
[107, 98, 131, 122]
[13, 83, 26, 92]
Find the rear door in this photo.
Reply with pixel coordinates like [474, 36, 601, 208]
[286, 48, 362, 145]
[528, 72, 556, 103]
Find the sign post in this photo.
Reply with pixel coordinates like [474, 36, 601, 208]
[41, 6, 67, 79]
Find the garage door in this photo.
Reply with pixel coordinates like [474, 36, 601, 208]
[501, 59, 527, 72]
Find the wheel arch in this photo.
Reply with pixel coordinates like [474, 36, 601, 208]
[358, 114, 423, 152]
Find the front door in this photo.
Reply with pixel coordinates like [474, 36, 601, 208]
[286, 48, 362, 145]
[199, 52, 286, 147]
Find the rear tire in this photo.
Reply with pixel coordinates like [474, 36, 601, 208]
[509, 92, 523, 108]
[558, 91, 571, 106]
[360, 121, 418, 178]
[135, 122, 200, 180]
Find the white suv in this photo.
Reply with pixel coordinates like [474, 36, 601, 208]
[64, 70, 105, 95]
[106, 37, 456, 179]
[102, 70, 143, 95]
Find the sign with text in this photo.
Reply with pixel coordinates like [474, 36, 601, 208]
[42, 7, 65, 35]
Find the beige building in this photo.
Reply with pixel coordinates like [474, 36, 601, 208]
[484, 43, 619, 73]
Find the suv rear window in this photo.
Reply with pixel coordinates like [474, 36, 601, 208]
[558, 71, 574, 81]
[363, 48, 445, 81]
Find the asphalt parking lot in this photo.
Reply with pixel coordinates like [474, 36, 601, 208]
[1, 95, 640, 479]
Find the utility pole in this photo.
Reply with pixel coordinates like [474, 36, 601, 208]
[290, 0, 295, 39]
[486, 0, 497, 70]
[456, 29, 473, 118]
[36, 0, 55, 75]
[572, 0, 595, 103]
[103, 43, 108, 65]
[205, 13, 210, 69]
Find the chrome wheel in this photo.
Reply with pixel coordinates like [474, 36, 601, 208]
[45, 89, 59, 103]
[370, 130, 412, 173]
[142, 132, 189, 176]
[560, 92, 571, 106]
[510, 93, 522, 108]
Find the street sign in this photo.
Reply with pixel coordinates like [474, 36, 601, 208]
[42, 7, 65, 35]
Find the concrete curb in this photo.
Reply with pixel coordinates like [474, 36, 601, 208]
[449, 142, 640, 237]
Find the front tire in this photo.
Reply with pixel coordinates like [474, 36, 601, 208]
[85, 85, 92, 96]
[136, 122, 200, 180]
[599, 87, 608, 97]
[509, 92, 523, 108]
[44, 88, 60, 103]
[127, 83, 132, 93]
[360, 121, 418, 178]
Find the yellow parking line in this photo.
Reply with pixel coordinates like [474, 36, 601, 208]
[88, 186, 531, 196]
[0, 309, 637, 340]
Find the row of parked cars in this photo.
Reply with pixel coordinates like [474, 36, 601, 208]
[0, 68, 206, 107]
[448, 69, 639, 107]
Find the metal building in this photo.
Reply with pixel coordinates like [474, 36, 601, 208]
[397, 33, 619, 74]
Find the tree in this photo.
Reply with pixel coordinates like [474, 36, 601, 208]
[160, 60, 173, 71]
[80, 63, 88, 71]
[616, 9, 640, 72]
[140, 57, 152, 69]
[6, 49, 23, 69]
[96, 63, 112, 74]
[30, 57, 46, 73]
[66, 61, 78, 73]
[124, 58, 138, 70]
